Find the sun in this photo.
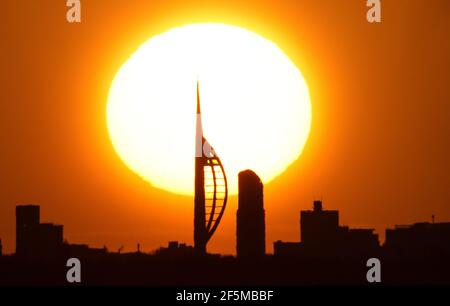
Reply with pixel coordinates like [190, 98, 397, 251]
[107, 23, 311, 196]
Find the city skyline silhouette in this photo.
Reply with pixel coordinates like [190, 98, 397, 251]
[1, 0, 450, 288]
[1, 183, 449, 285]
[1, 1, 450, 258]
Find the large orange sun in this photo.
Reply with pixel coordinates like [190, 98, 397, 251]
[107, 23, 311, 196]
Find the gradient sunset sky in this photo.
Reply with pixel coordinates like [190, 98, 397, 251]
[1, 0, 449, 254]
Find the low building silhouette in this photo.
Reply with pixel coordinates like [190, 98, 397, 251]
[273, 241, 303, 257]
[275, 200, 379, 258]
[384, 221, 450, 258]
[154, 241, 196, 257]
[236, 170, 265, 258]
[66, 244, 108, 258]
[338, 227, 379, 256]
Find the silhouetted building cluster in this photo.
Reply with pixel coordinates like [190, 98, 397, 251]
[1, 172, 450, 285]
[274, 200, 379, 258]
[236, 170, 265, 259]
[13, 205, 112, 260]
[16, 205, 63, 259]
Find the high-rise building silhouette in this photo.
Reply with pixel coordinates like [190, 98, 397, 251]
[194, 82, 228, 253]
[301, 200, 339, 247]
[236, 170, 265, 258]
[16, 205, 40, 255]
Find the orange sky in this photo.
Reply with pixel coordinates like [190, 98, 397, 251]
[1, 0, 449, 255]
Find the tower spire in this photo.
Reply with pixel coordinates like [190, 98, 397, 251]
[194, 80, 206, 253]
[196, 80, 201, 114]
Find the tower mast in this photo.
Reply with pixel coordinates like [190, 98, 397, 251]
[194, 81, 207, 253]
